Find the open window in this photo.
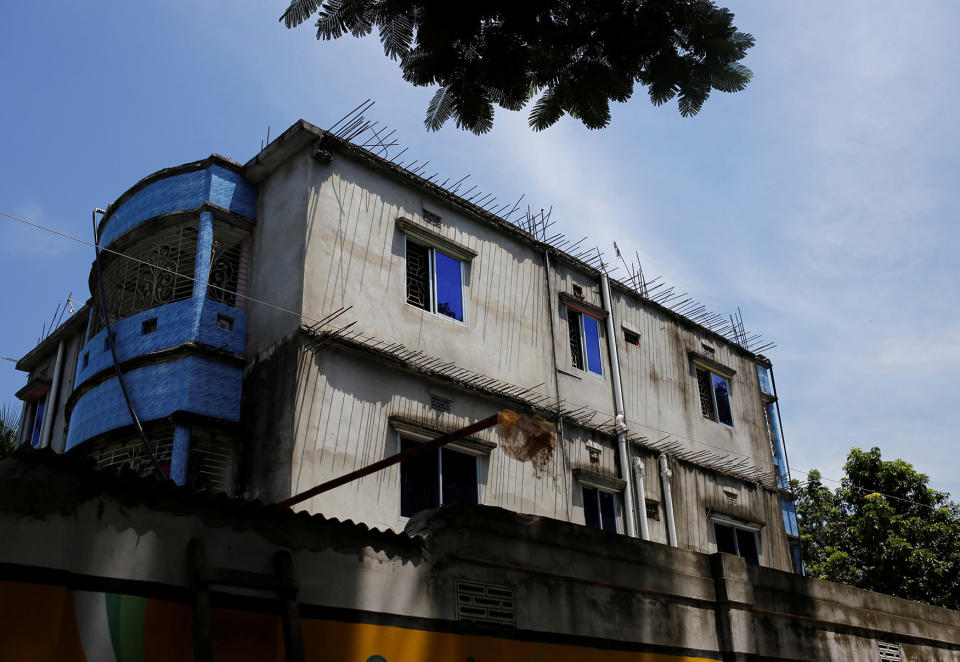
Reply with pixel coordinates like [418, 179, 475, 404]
[712, 517, 761, 564]
[567, 307, 602, 375]
[581, 486, 619, 533]
[692, 358, 734, 427]
[399, 436, 478, 518]
[405, 238, 465, 323]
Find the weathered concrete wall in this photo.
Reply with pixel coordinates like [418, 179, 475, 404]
[1, 455, 957, 662]
[248, 142, 792, 570]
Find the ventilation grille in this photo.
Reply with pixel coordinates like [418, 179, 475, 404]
[645, 500, 660, 521]
[430, 395, 452, 413]
[456, 581, 515, 627]
[724, 490, 739, 505]
[422, 209, 442, 226]
[877, 642, 902, 661]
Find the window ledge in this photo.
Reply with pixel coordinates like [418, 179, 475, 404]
[396, 217, 477, 262]
[573, 467, 626, 492]
[689, 351, 736, 378]
[389, 415, 496, 456]
[559, 292, 607, 319]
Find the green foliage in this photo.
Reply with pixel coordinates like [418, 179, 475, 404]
[793, 447, 960, 609]
[280, 0, 754, 133]
[0, 404, 19, 458]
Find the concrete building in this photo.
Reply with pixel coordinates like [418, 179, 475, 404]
[15, 118, 799, 574]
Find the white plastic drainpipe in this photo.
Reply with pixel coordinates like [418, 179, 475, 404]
[600, 273, 637, 538]
[659, 453, 678, 547]
[633, 457, 650, 541]
[39, 339, 65, 449]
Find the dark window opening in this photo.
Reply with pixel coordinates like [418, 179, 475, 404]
[582, 486, 618, 533]
[399, 436, 477, 518]
[142, 318, 158, 335]
[567, 308, 584, 370]
[624, 329, 640, 346]
[82, 352, 89, 369]
[572, 284, 584, 299]
[216, 314, 235, 331]
[714, 522, 760, 564]
[697, 368, 715, 419]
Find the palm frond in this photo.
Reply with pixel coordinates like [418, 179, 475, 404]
[280, 0, 324, 28]
[379, 14, 413, 59]
[424, 86, 456, 131]
[528, 87, 565, 131]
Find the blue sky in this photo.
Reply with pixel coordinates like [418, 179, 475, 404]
[2, 1, 958, 497]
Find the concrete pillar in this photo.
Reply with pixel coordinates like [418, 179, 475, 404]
[710, 552, 760, 662]
[170, 425, 191, 486]
[192, 211, 214, 336]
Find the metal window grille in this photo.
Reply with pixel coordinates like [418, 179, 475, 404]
[188, 428, 234, 495]
[696, 368, 716, 420]
[207, 224, 249, 308]
[94, 434, 175, 476]
[405, 240, 431, 310]
[567, 308, 584, 370]
[456, 581, 515, 627]
[877, 642, 902, 661]
[89, 223, 199, 339]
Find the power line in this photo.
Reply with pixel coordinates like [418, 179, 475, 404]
[2, 209, 953, 512]
[0, 210, 345, 329]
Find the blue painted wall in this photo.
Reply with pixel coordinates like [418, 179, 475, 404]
[76, 300, 246, 387]
[99, 164, 256, 248]
[68, 160, 256, 450]
[66, 357, 242, 451]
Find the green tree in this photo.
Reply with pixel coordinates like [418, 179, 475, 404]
[794, 447, 960, 609]
[0, 404, 19, 458]
[281, 0, 754, 133]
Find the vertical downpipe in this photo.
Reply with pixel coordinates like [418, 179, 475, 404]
[633, 457, 650, 541]
[600, 274, 637, 538]
[38, 339, 65, 449]
[659, 453, 678, 547]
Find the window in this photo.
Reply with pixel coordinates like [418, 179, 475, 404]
[713, 520, 760, 564]
[582, 486, 618, 532]
[405, 238, 464, 323]
[696, 366, 733, 426]
[756, 364, 774, 395]
[399, 436, 478, 518]
[142, 317, 158, 335]
[567, 307, 602, 375]
[28, 395, 47, 448]
[645, 500, 660, 521]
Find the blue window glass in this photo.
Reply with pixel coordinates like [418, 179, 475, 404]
[434, 250, 463, 322]
[781, 499, 799, 537]
[712, 373, 733, 426]
[756, 364, 773, 395]
[581, 315, 602, 375]
[30, 396, 46, 448]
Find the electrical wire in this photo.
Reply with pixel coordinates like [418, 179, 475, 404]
[2, 208, 954, 512]
[91, 208, 165, 479]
